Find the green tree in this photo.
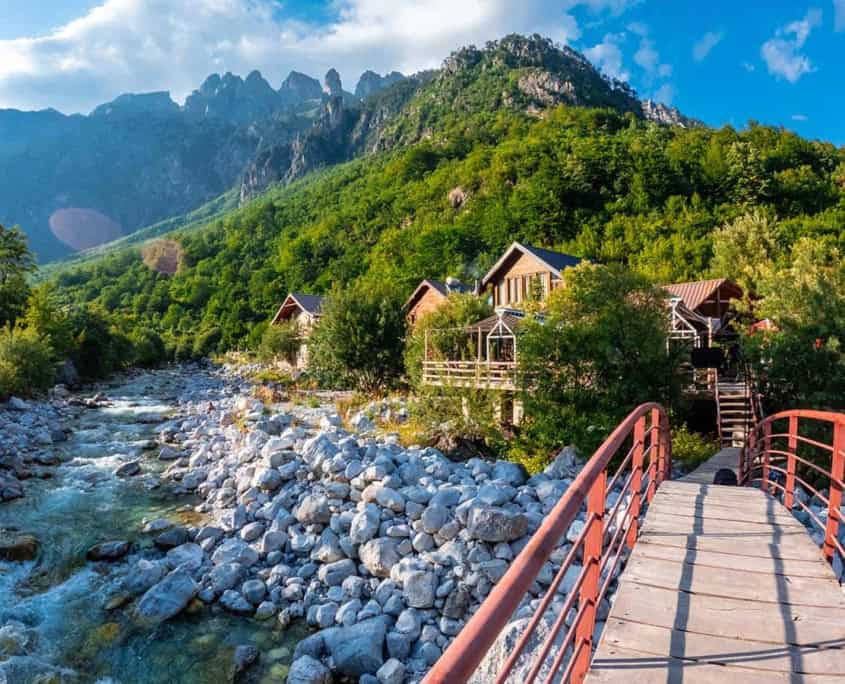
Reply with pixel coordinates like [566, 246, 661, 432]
[710, 210, 781, 304]
[0, 224, 36, 327]
[259, 321, 302, 365]
[23, 283, 74, 357]
[309, 282, 407, 393]
[0, 326, 55, 398]
[516, 263, 680, 456]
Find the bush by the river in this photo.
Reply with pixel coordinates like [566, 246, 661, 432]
[0, 326, 55, 398]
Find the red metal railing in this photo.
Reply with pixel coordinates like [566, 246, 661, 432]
[423, 403, 671, 684]
[739, 409, 845, 564]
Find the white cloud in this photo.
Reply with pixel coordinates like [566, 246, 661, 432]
[741, 60, 756, 72]
[584, 33, 629, 81]
[0, 0, 614, 113]
[653, 83, 674, 104]
[760, 8, 822, 83]
[791, 113, 808, 121]
[628, 23, 672, 81]
[692, 30, 724, 61]
[835, 0, 845, 31]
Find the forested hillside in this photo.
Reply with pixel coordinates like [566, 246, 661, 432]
[48, 36, 845, 359]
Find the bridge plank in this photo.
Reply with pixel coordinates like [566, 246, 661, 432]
[633, 540, 832, 578]
[608, 582, 845, 644]
[586, 448, 845, 682]
[597, 618, 845, 674]
[622, 553, 844, 607]
[589, 645, 845, 683]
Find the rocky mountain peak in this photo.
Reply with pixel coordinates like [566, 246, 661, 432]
[354, 70, 405, 99]
[91, 92, 179, 118]
[324, 68, 343, 97]
[279, 71, 323, 104]
[640, 99, 699, 128]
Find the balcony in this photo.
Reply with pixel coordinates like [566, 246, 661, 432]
[421, 360, 517, 390]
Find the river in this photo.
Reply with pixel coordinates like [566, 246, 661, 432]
[0, 367, 307, 684]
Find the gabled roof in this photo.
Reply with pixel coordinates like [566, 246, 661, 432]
[662, 278, 742, 313]
[271, 292, 324, 324]
[404, 279, 449, 311]
[481, 242, 582, 287]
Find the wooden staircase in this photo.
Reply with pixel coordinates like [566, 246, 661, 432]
[716, 378, 752, 447]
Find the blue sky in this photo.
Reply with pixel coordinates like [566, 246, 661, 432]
[0, 0, 842, 144]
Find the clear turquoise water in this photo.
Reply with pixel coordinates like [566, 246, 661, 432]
[0, 369, 306, 683]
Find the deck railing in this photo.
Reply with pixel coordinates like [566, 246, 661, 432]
[739, 409, 845, 564]
[423, 403, 671, 684]
[421, 360, 517, 390]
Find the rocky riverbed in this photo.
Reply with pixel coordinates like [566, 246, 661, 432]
[2, 363, 840, 684]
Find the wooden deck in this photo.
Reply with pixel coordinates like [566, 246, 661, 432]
[587, 449, 845, 683]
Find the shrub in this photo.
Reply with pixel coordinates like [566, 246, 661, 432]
[671, 424, 716, 469]
[0, 326, 55, 398]
[308, 282, 406, 393]
[259, 321, 302, 365]
[516, 264, 681, 456]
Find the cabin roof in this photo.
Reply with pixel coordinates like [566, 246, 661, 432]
[662, 278, 742, 313]
[404, 279, 449, 311]
[271, 292, 324, 324]
[480, 242, 581, 287]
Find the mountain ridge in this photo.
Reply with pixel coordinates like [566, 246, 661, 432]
[3, 33, 698, 263]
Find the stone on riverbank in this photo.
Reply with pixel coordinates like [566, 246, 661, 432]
[87, 540, 131, 561]
[135, 569, 198, 623]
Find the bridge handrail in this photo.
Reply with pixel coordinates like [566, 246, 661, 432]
[423, 403, 672, 684]
[739, 408, 845, 563]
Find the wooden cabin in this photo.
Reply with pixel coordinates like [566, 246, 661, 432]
[270, 293, 324, 367]
[662, 278, 743, 347]
[405, 278, 471, 325]
[422, 243, 580, 392]
[482, 242, 581, 307]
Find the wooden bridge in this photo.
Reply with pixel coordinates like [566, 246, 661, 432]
[423, 406, 845, 684]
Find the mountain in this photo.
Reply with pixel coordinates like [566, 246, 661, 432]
[0, 66, 405, 262]
[48, 33, 843, 362]
[6, 33, 700, 262]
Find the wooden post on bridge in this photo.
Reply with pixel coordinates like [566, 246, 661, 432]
[573, 471, 605, 682]
[785, 414, 798, 510]
[824, 421, 844, 562]
[626, 416, 645, 547]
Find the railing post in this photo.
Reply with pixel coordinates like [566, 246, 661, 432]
[823, 421, 845, 563]
[784, 415, 798, 510]
[761, 421, 771, 493]
[572, 470, 606, 683]
[626, 417, 646, 548]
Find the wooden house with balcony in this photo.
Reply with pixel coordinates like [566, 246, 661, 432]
[422, 242, 580, 392]
[270, 292, 324, 368]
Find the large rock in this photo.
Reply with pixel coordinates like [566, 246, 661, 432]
[359, 538, 400, 578]
[124, 559, 166, 596]
[212, 538, 259, 567]
[296, 494, 332, 525]
[402, 571, 436, 608]
[287, 655, 333, 684]
[466, 506, 528, 542]
[349, 504, 380, 544]
[318, 559, 357, 586]
[87, 540, 131, 561]
[322, 617, 387, 677]
[0, 534, 39, 561]
[135, 568, 198, 623]
[210, 562, 245, 593]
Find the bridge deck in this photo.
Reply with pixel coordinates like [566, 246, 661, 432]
[587, 450, 845, 683]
